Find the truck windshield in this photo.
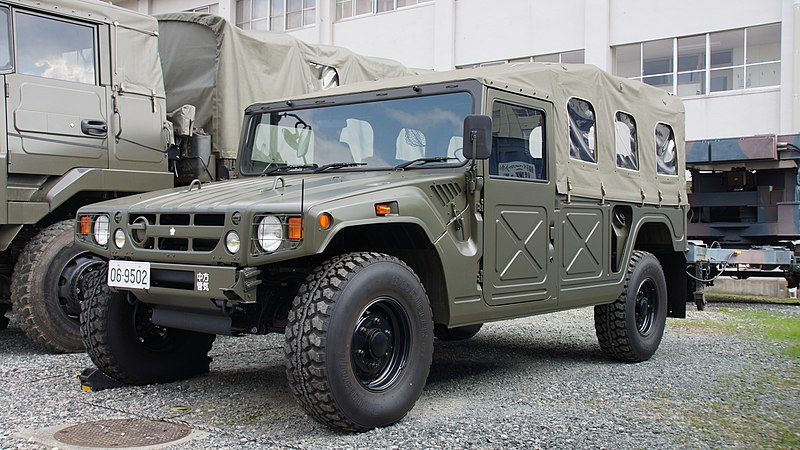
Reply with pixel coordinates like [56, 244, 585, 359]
[240, 91, 473, 175]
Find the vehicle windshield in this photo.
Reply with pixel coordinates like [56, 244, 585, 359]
[240, 91, 473, 175]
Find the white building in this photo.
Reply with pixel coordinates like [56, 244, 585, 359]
[113, 0, 799, 143]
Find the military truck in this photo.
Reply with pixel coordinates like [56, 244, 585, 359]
[75, 63, 688, 431]
[0, 0, 411, 352]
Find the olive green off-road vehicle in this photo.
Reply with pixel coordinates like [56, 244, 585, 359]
[76, 63, 688, 431]
[0, 0, 410, 353]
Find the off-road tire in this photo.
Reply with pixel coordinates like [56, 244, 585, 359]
[285, 252, 434, 432]
[11, 220, 104, 353]
[594, 250, 667, 362]
[434, 323, 483, 341]
[80, 266, 216, 385]
[0, 303, 10, 329]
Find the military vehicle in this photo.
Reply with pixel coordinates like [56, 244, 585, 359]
[684, 134, 800, 308]
[75, 63, 688, 431]
[0, 0, 411, 352]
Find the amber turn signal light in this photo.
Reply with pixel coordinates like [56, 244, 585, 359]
[375, 203, 392, 216]
[79, 216, 91, 235]
[287, 217, 303, 241]
[318, 213, 332, 230]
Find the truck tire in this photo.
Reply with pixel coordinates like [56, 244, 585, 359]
[285, 252, 434, 431]
[594, 250, 667, 362]
[80, 266, 215, 385]
[434, 323, 483, 340]
[11, 220, 105, 353]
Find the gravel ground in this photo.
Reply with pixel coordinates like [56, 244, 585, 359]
[1, 302, 798, 449]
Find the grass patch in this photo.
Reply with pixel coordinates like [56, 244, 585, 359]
[663, 309, 800, 448]
[705, 292, 800, 305]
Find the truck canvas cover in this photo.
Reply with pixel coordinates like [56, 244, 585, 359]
[268, 63, 687, 207]
[156, 13, 415, 159]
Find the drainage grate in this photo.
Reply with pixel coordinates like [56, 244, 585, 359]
[53, 418, 191, 447]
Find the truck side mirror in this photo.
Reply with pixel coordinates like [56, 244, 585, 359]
[463, 115, 492, 160]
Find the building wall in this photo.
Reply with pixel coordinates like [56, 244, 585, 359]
[114, 0, 799, 142]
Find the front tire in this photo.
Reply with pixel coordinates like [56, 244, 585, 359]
[80, 266, 216, 385]
[11, 220, 105, 353]
[594, 250, 668, 362]
[285, 252, 434, 431]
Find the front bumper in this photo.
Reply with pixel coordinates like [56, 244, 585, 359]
[118, 262, 261, 312]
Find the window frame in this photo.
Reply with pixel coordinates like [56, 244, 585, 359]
[566, 96, 597, 165]
[613, 23, 781, 97]
[335, 0, 432, 21]
[0, 5, 13, 73]
[488, 99, 548, 182]
[236, 0, 315, 31]
[12, 9, 99, 85]
[614, 110, 639, 172]
[654, 122, 678, 176]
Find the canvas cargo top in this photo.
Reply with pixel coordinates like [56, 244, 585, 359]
[156, 13, 415, 159]
[257, 63, 687, 207]
[6, 0, 164, 98]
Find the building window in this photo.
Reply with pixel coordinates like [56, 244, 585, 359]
[236, 0, 314, 30]
[187, 4, 219, 14]
[459, 50, 585, 69]
[614, 23, 781, 96]
[336, 0, 432, 20]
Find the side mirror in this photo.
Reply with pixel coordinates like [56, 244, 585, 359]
[463, 115, 492, 160]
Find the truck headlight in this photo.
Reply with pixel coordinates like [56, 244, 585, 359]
[114, 229, 126, 249]
[225, 231, 241, 254]
[257, 215, 282, 252]
[93, 215, 110, 246]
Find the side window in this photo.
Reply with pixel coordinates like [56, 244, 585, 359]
[489, 101, 546, 181]
[655, 123, 677, 175]
[0, 7, 10, 70]
[14, 12, 96, 84]
[567, 97, 596, 163]
[615, 111, 638, 170]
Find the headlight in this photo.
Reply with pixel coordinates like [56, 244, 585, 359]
[225, 231, 241, 254]
[114, 229, 126, 249]
[257, 215, 283, 252]
[93, 216, 109, 246]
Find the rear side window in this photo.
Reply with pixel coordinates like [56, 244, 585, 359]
[489, 101, 546, 181]
[655, 123, 677, 175]
[0, 7, 10, 70]
[615, 111, 638, 171]
[14, 11, 96, 84]
[568, 97, 596, 163]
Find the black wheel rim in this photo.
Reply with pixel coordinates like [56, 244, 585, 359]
[56, 252, 105, 320]
[351, 296, 411, 392]
[635, 278, 658, 336]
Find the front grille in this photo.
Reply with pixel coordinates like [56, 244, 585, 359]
[128, 212, 225, 252]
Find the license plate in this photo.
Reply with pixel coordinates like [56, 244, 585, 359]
[108, 260, 151, 290]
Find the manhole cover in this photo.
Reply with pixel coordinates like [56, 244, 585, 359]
[54, 418, 191, 447]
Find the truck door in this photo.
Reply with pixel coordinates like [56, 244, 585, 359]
[0, 5, 9, 224]
[5, 9, 108, 176]
[482, 94, 557, 308]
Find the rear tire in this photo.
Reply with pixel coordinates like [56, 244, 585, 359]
[594, 250, 667, 362]
[434, 323, 483, 341]
[12, 221, 105, 353]
[80, 266, 216, 385]
[285, 252, 433, 431]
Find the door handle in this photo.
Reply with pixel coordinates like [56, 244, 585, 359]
[81, 119, 107, 137]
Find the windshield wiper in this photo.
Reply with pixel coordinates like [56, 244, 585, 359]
[393, 157, 456, 170]
[261, 163, 318, 175]
[313, 162, 366, 173]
